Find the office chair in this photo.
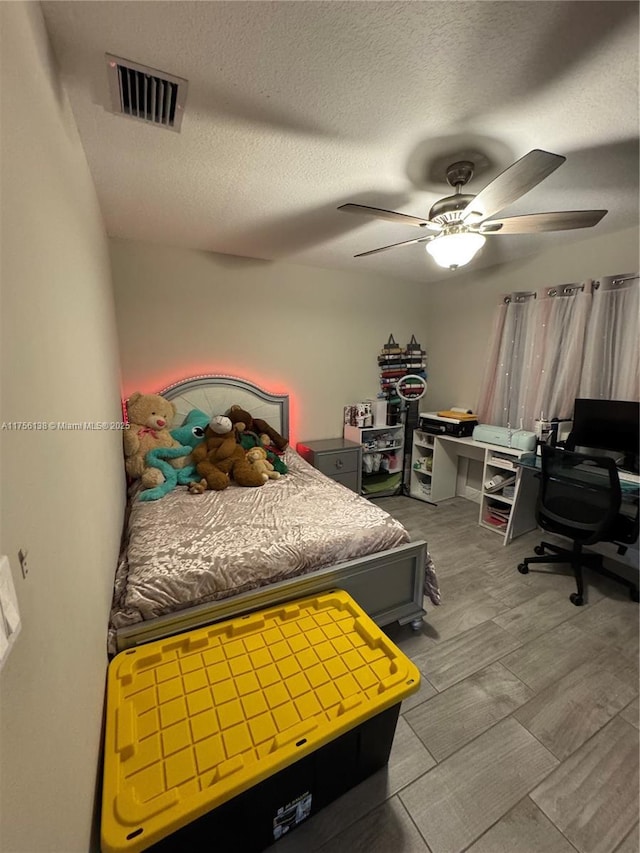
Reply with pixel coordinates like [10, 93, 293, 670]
[517, 445, 640, 605]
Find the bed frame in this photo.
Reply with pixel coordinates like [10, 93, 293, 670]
[114, 374, 427, 651]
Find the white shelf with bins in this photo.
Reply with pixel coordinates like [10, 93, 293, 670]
[343, 423, 404, 497]
[410, 430, 435, 502]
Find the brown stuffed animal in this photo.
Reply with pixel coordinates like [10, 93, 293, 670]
[123, 392, 186, 488]
[245, 446, 281, 481]
[227, 404, 288, 452]
[191, 415, 266, 490]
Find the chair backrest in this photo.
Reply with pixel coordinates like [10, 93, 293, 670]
[537, 445, 622, 545]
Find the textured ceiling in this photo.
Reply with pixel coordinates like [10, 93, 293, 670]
[40, 0, 639, 283]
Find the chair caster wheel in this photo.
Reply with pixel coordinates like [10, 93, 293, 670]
[534, 545, 545, 556]
[630, 588, 639, 603]
[569, 593, 584, 606]
[518, 563, 529, 575]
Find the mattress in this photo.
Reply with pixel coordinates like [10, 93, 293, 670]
[110, 449, 436, 638]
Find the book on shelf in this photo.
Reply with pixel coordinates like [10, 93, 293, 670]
[485, 500, 511, 522]
[483, 514, 508, 528]
[486, 509, 510, 523]
[488, 455, 516, 468]
[437, 410, 477, 421]
[484, 473, 516, 494]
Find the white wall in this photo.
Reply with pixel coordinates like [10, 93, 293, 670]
[110, 238, 430, 441]
[423, 227, 639, 412]
[110, 227, 638, 442]
[0, 5, 125, 852]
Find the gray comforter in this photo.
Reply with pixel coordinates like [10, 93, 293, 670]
[110, 449, 440, 636]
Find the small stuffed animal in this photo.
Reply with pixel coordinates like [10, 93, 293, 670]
[139, 409, 210, 501]
[192, 415, 266, 490]
[245, 446, 281, 481]
[123, 392, 186, 488]
[227, 404, 288, 452]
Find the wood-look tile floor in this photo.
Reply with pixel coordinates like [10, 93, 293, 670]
[268, 496, 639, 853]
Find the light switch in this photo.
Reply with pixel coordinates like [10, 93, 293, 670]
[0, 555, 21, 671]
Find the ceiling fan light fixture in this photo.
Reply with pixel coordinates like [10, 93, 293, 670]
[342, 151, 606, 263]
[426, 231, 486, 270]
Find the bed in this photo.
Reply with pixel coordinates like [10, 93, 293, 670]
[109, 375, 439, 654]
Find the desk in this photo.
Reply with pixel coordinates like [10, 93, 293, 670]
[514, 453, 640, 495]
[409, 432, 539, 545]
[514, 453, 640, 574]
[410, 431, 639, 581]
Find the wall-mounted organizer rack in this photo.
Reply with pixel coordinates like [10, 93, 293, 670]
[341, 335, 427, 499]
[377, 335, 427, 411]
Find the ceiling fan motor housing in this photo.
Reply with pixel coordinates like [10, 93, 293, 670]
[429, 193, 475, 225]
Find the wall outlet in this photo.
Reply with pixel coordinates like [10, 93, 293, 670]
[18, 549, 28, 578]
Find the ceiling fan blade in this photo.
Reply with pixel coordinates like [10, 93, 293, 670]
[354, 235, 434, 257]
[461, 149, 566, 224]
[338, 203, 438, 229]
[479, 210, 608, 234]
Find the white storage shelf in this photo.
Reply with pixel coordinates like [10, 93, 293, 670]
[409, 431, 435, 501]
[344, 424, 405, 497]
[481, 453, 520, 535]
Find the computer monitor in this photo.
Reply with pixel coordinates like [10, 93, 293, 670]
[567, 398, 640, 473]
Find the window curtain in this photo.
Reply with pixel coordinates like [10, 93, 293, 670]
[477, 274, 639, 430]
[579, 275, 640, 400]
[530, 286, 592, 423]
[476, 294, 538, 429]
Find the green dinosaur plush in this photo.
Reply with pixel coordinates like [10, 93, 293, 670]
[139, 409, 210, 501]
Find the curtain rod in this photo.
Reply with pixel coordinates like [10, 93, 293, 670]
[503, 292, 536, 304]
[611, 274, 639, 285]
[503, 273, 638, 304]
[593, 273, 639, 290]
[548, 283, 584, 296]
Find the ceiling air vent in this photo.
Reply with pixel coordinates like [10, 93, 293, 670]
[106, 54, 188, 132]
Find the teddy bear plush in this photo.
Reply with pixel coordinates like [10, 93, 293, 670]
[139, 409, 210, 501]
[233, 428, 289, 476]
[245, 446, 281, 481]
[123, 392, 187, 488]
[227, 404, 288, 452]
[191, 415, 266, 490]
[258, 434, 288, 475]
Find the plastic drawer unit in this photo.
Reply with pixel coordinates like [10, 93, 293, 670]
[101, 590, 420, 852]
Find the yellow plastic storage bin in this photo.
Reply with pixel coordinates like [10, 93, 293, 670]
[101, 590, 420, 852]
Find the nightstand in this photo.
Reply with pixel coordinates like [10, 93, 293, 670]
[296, 438, 362, 493]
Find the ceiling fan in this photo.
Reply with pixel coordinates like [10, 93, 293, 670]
[338, 149, 607, 270]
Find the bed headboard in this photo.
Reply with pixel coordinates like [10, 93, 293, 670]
[158, 374, 289, 438]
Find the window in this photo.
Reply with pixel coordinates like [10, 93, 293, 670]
[477, 275, 639, 429]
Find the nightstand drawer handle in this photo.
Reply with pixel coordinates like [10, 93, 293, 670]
[335, 459, 344, 470]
